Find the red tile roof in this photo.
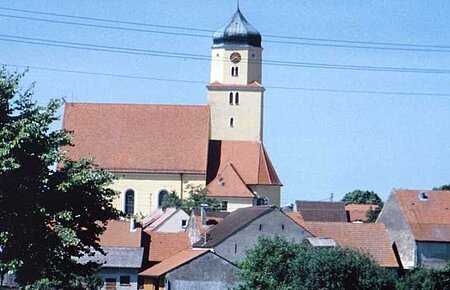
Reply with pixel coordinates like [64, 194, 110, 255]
[345, 204, 377, 222]
[99, 220, 142, 248]
[147, 232, 192, 262]
[302, 222, 399, 268]
[207, 140, 281, 186]
[140, 249, 209, 277]
[207, 163, 255, 198]
[63, 103, 210, 174]
[395, 189, 450, 242]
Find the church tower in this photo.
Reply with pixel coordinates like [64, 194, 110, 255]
[207, 8, 265, 142]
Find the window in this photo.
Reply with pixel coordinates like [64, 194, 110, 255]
[235, 92, 239, 105]
[105, 278, 116, 290]
[229, 117, 234, 128]
[229, 92, 240, 106]
[231, 66, 239, 77]
[234, 244, 238, 254]
[158, 189, 169, 208]
[256, 196, 269, 206]
[229, 92, 233, 105]
[124, 189, 135, 215]
[119, 276, 130, 286]
[221, 201, 228, 211]
[181, 219, 187, 228]
[282, 224, 285, 230]
[259, 224, 262, 231]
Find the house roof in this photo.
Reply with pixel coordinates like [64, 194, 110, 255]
[395, 189, 450, 242]
[207, 163, 256, 198]
[140, 249, 209, 277]
[206, 140, 282, 186]
[99, 220, 142, 248]
[295, 201, 348, 222]
[142, 207, 186, 231]
[148, 232, 192, 262]
[345, 204, 377, 222]
[62, 103, 210, 174]
[194, 205, 277, 248]
[79, 247, 144, 269]
[284, 211, 306, 227]
[306, 237, 337, 247]
[302, 222, 399, 268]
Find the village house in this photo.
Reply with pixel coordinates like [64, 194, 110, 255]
[377, 189, 450, 269]
[62, 7, 281, 216]
[139, 249, 240, 290]
[79, 220, 144, 290]
[194, 205, 312, 261]
[141, 207, 190, 233]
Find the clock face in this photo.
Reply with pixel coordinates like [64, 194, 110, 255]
[230, 52, 242, 64]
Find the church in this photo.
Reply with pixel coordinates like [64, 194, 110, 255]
[63, 7, 282, 216]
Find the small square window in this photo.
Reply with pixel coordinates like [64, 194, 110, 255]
[120, 275, 130, 285]
[181, 219, 187, 227]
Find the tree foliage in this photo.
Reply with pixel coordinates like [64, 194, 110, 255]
[0, 69, 121, 287]
[161, 184, 221, 212]
[433, 184, 450, 191]
[341, 190, 383, 206]
[396, 264, 450, 290]
[238, 236, 396, 290]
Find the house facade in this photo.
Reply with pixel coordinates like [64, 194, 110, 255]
[377, 189, 450, 269]
[194, 206, 311, 261]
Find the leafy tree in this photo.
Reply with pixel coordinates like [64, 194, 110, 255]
[433, 184, 450, 191]
[238, 236, 395, 290]
[0, 69, 121, 287]
[342, 190, 383, 206]
[161, 184, 221, 212]
[396, 264, 450, 290]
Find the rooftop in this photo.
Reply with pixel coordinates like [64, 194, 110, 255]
[148, 232, 192, 262]
[63, 103, 210, 174]
[99, 220, 142, 248]
[295, 201, 348, 222]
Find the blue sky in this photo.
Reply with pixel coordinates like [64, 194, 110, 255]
[2, 1, 450, 204]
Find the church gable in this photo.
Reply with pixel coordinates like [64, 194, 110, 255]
[206, 140, 282, 186]
[63, 103, 210, 174]
[207, 163, 255, 198]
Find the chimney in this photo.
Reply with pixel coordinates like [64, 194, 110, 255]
[130, 217, 136, 231]
[419, 192, 428, 201]
[200, 204, 208, 226]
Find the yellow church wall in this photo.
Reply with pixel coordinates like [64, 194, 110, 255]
[250, 185, 281, 207]
[219, 197, 254, 212]
[111, 173, 205, 217]
[208, 89, 263, 141]
[210, 47, 262, 85]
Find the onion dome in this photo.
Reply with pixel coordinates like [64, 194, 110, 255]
[213, 8, 262, 48]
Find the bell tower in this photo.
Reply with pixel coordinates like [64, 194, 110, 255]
[207, 8, 265, 142]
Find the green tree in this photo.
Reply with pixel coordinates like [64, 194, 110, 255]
[396, 264, 450, 290]
[183, 184, 221, 209]
[238, 236, 395, 290]
[0, 69, 121, 288]
[341, 190, 383, 206]
[433, 184, 450, 191]
[342, 190, 383, 222]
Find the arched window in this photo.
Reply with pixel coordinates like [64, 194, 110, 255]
[124, 189, 135, 215]
[158, 189, 169, 208]
[229, 117, 234, 128]
[229, 92, 233, 105]
[235, 92, 239, 105]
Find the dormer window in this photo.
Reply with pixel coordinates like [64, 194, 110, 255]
[231, 67, 239, 77]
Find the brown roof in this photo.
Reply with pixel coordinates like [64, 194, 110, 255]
[395, 189, 450, 242]
[147, 232, 192, 262]
[302, 222, 399, 268]
[207, 163, 255, 198]
[206, 140, 281, 186]
[99, 220, 142, 248]
[284, 211, 306, 227]
[140, 249, 209, 277]
[346, 204, 377, 222]
[194, 206, 277, 248]
[295, 201, 348, 222]
[63, 103, 210, 174]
